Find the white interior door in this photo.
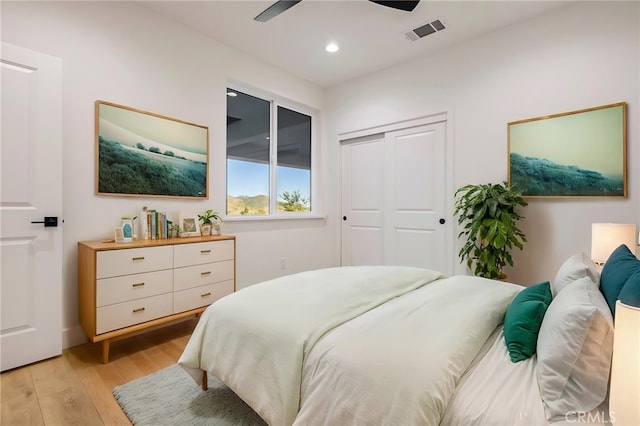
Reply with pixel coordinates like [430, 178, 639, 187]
[1, 43, 63, 371]
[341, 120, 450, 274]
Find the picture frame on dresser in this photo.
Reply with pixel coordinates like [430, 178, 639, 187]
[179, 213, 200, 237]
[95, 100, 209, 199]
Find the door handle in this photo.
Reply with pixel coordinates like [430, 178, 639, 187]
[31, 216, 58, 227]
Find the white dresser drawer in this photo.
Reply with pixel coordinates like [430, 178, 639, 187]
[96, 293, 173, 334]
[173, 280, 234, 313]
[96, 269, 173, 307]
[173, 259, 234, 292]
[174, 240, 234, 268]
[97, 246, 173, 279]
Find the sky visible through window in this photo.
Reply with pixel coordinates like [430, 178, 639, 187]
[227, 159, 310, 199]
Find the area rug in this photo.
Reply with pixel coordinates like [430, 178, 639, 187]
[113, 364, 267, 426]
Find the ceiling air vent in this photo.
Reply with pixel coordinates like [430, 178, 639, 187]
[404, 19, 446, 41]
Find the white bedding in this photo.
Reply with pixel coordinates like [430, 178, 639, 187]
[442, 327, 609, 426]
[178, 266, 445, 426]
[294, 275, 521, 426]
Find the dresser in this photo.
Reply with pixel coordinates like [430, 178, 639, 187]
[78, 235, 235, 363]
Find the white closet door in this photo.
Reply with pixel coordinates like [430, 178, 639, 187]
[341, 120, 449, 274]
[384, 122, 447, 270]
[340, 135, 385, 266]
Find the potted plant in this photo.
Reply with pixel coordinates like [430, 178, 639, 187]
[198, 209, 222, 236]
[453, 182, 528, 280]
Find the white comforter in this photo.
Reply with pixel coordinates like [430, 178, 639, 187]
[178, 266, 445, 426]
[294, 275, 520, 426]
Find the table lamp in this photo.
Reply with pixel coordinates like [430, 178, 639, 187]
[609, 300, 640, 425]
[591, 223, 637, 266]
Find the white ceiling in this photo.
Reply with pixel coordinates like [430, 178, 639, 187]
[138, 0, 571, 88]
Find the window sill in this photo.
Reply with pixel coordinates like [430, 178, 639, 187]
[222, 214, 326, 223]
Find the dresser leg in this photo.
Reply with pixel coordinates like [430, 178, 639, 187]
[102, 340, 110, 364]
[201, 370, 208, 391]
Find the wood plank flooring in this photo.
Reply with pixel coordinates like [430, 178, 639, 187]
[0, 318, 198, 426]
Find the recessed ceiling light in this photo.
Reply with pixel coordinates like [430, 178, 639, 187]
[227, 91, 238, 97]
[325, 42, 339, 53]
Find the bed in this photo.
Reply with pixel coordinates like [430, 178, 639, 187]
[178, 248, 634, 426]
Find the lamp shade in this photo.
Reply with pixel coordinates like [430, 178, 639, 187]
[591, 223, 637, 265]
[609, 301, 640, 425]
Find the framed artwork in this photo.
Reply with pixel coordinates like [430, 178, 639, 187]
[95, 100, 209, 198]
[508, 102, 627, 198]
[179, 213, 200, 237]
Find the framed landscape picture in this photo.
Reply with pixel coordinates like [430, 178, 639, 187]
[508, 102, 627, 198]
[95, 100, 209, 198]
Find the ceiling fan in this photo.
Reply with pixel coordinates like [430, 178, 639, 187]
[254, 0, 420, 22]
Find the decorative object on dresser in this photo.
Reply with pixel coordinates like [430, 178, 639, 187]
[78, 235, 235, 363]
[178, 213, 200, 237]
[198, 209, 222, 236]
[453, 181, 528, 280]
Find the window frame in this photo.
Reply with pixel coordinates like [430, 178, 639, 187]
[225, 84, 319, 220]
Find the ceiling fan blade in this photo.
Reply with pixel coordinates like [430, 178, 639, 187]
[254, 0, 302, 22]
[369, 1, 419, 12]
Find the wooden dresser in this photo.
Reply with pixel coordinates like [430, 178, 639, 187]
[78, 235, 235, 362]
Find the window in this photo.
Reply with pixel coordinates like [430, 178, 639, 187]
[226, 88, 312, 216]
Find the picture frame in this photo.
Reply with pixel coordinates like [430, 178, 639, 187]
[114, 227, 126, 243]
[508, 102, 627, 198]
[95, 100, 209, 199]
[179, 213, 200, 237]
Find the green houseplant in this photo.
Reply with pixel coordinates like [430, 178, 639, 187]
[198, 209, 222, 236]
[453, 182, 528, 279]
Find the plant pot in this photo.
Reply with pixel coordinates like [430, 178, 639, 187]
[200, 224, 212, 236]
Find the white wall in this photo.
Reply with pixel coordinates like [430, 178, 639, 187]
[3, 1, 639, 349]
[324, 1, 640, 285]
[1, 1, 334, 348]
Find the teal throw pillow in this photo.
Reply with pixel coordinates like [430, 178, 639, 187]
[504, 281, 552, 362]
[600, 244, 640, 315]
[618, 270, 640, 307]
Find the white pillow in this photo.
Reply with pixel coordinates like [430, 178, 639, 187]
[552, 252, 600, 296]
[536, 276, 614, 421]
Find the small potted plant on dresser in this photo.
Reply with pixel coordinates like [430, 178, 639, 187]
[198, 209, 222, 236]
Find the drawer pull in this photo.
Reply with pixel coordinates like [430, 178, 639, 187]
[132, 256, 145, 261]
[132, 282, 145, 287]
[201, 249, 212, 254]
[201, 292, 212, 298]
[201, 271, 211, 276]
[132, 307, 146, 313]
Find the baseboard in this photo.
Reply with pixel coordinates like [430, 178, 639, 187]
[63, 324, 89, 349]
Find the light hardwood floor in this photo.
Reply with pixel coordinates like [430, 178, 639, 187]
[1, 318, 198, 426]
